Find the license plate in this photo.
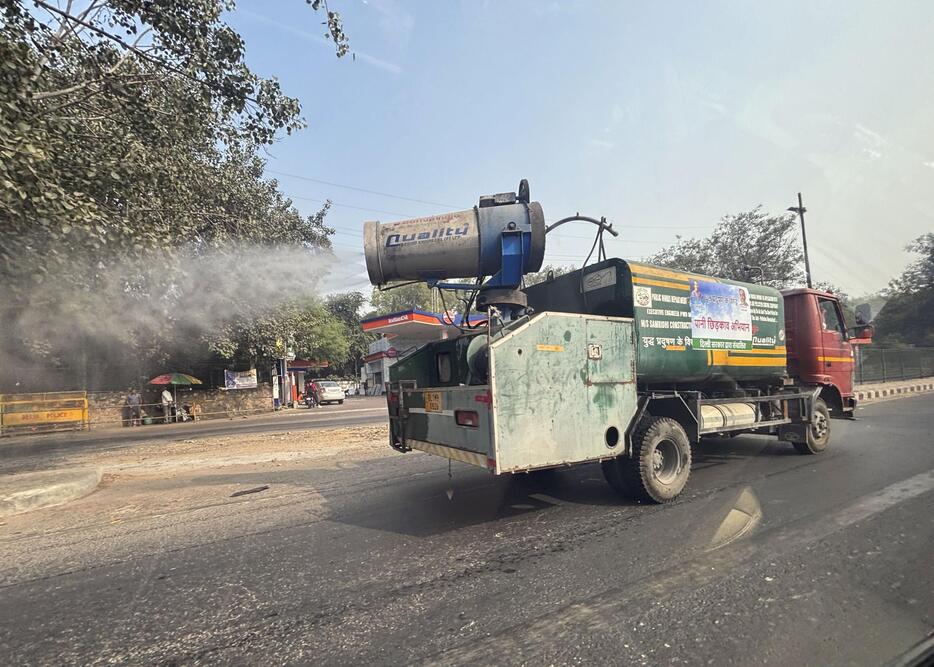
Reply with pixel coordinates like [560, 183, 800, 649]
[423, 391, 442, 413]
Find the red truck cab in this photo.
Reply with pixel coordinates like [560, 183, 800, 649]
[782, 288, 872, 416]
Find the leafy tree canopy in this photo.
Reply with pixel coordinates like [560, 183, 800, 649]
[369, 282, 437, 315]
[325, 291, 373, 375]
[524, 264, 573, 287]
[0, 0, 354, 389]
[874, 233, 934, 347]
[648, 207, 804, 289]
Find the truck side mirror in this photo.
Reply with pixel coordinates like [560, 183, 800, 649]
[855, 303, 872, 326]
[849, 324, 874, 343]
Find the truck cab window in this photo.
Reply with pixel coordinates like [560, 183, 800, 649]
[818, 298, 845, 336]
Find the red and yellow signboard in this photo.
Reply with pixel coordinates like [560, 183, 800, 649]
[2, 408, 86, 427]
[0, 392, 89, 434]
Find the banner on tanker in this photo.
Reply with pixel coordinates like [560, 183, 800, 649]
[689, 279, 753, 350]
[224, 368, 258, 390]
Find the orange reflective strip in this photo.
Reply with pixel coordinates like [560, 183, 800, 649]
[736, 346, 787, 355]
[628, 263, 705, 283]
[723, 356, 786, 367]
[632, 276, 690, 291]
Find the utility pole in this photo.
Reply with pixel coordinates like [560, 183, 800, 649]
[787, 192, 812, 288]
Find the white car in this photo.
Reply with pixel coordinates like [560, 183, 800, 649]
[314, 380, 345, 405]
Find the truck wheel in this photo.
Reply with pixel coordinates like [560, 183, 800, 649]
[602, 417, 692, 504]
[793, 398, 830, 455]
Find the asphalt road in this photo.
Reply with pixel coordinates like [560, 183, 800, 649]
[2, 395, 934, 665]
[0, 397, 388, 475]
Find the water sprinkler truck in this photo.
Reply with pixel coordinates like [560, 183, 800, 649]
[362, 181, 873, 503]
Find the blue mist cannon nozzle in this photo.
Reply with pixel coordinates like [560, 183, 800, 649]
[363, 180, 545, 289]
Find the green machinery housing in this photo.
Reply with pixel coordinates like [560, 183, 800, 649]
[372, 177, 847, 503]
[387, 258, 794, 479]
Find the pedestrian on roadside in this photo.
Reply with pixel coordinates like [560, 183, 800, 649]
[307, 384, 319, 409]
[125, 388, 142, 426]
[161, 387, 174, 423]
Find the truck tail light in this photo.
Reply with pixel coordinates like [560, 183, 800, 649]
[455, 410, 479, 427]
[474, 391, 492, 405]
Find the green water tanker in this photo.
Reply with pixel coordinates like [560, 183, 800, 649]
[365, 182, 871, 503]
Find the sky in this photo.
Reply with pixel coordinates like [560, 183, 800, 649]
[226, 0, 934, 297]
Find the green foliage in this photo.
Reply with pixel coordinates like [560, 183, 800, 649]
[885, 233, 934, 296]
[0, 0, 344, 290]
[203, 294, 350, 366]
[0, 0, 353, 389]
[874, 234, 934, 347]
[524, 264, 572, 287]
[326, 291, 374, 374]
[370, 282, 437, 315]
[649, 207, 805, 289]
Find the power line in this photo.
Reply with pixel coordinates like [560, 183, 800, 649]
[327, 225, 701, 242]
[271, 169, 714, 231]
[268, 169, 463, 210]
[289, 194, 417, 219]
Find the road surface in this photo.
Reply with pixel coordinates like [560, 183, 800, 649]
[1, 395, 932, 665]
[0, 397, 387, 475]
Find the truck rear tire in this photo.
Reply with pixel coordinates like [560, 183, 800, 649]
[602, 417, 692, 504]
[793, 398, 830, 455]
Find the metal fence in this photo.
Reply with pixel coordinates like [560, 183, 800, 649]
[855, 347, 934, 384]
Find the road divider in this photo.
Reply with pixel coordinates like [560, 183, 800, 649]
[855, 377, 934, 403]
[0, 468, 102, 517]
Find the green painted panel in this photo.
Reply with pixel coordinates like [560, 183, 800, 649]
[627, 262, 786, 383]
[399, 386, 494, 457]
[490, 313, 637, 472]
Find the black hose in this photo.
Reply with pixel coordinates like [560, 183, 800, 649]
[546, 215, 619, 237]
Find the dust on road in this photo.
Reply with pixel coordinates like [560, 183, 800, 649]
[1, 424, 392, 540]
[74, 423, 391, 473]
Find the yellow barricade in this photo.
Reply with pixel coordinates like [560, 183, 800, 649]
[0, 392, 90, 435]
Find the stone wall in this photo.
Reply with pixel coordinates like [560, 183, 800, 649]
[88, 384, 274, 427]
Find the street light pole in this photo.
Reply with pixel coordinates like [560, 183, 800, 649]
[788, 192, 812, 289]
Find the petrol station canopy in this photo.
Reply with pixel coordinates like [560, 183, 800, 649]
[360, 309, 487, 342]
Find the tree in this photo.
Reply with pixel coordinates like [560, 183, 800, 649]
[0, 0, 351, 390]
[873, 234, 934, 347]
[649, 207, 804, 289]
[326, 291, 373, 375]
[0, 0, 347, 290]
[205, 297, 350, 368]
[369, 282, 437, 315]
[524, 264, 573, 286]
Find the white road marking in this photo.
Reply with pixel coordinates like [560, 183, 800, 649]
[427, 468, 934, 665]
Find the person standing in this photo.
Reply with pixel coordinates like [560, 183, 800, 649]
[125, 388, 142, 426]
[306, 383, 319, 409]
[161, 387, 174, 423]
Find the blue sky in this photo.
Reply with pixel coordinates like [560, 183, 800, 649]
[227, 0, 934, 296]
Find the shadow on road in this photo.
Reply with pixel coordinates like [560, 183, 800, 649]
[186, 457, 634, 537]
[691, 434, 799, 471]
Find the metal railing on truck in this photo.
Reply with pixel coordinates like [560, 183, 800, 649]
[855, 347, 934, 384]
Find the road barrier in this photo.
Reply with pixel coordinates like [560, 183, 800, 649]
[855, 378, 934, 402]
[855, 347, 934, 384]
[0, 392, 90, 436]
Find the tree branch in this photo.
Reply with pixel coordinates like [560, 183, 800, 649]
[30, 0, 251, 105]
